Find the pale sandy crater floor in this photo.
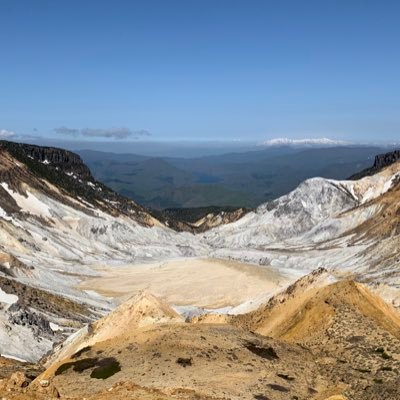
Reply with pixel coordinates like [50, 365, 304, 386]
[78, 257, 290, 309]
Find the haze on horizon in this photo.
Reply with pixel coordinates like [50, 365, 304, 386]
[1, 0, 400, 145]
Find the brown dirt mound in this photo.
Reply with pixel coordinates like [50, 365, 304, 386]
[233, 277, 400, 343]
[47, 290, 183, 366]
[41, 323, 332, 400]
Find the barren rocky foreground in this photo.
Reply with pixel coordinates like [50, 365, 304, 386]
[2, 273, 400, 399]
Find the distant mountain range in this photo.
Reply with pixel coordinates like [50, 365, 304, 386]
[77, 145, 389, 209]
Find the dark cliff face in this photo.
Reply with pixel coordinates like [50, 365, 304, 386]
[373, 150, 400, 169]
[349, 149, 400, 180]
[0, 140, 157, 226]
[0, 141, 92, 180]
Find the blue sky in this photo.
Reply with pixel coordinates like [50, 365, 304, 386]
[1, 0, 400, 144]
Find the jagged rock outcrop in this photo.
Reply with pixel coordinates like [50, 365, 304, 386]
[374, 150, 400, 169]
[0, 141, 93, 179]
[349, 149, 400, 180]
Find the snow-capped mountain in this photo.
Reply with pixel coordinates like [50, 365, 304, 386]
[261, 137, 348, 147]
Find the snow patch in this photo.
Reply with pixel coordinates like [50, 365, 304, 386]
[84, 290, 104, 299]
[50, 322, 63, 332]
[383, 173, 399, 193]
[0, 206, 12, 221]
[1, 183, 51, 218]
[65, 172, 78, 179]
[0, 354, 27, 363]
[0, 288, 18, 305]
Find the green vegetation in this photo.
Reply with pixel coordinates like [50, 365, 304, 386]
[90, 358, 121, 379]
[375, 348, 392, 359]
[71, 346, 92, 359]
[176, 357, 192, 367]
[54, 363, 73, 376]
[277, 373, 295, 381]
[55, 358, 98, 376]
[79, 146, 380, 209]
[154, 205, 249, 224]
[245, 342, 279, 360]
[355, 368, 371, 373]
[55, 357, 121, 379]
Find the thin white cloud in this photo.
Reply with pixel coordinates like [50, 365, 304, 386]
[54, 127, 79, 136]
[54, 127, 151, 140]
[0, 129, 16, 138]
